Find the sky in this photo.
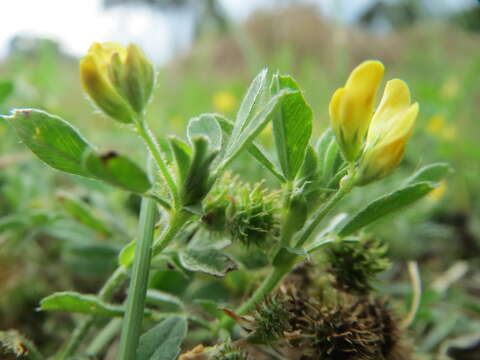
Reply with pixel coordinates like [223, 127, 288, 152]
[0, 0, 474, 63]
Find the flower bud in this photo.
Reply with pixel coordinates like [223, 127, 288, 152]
[357, 79, 419, 185]
[329, 61, 384, 162]
[80, 42, 154, 123]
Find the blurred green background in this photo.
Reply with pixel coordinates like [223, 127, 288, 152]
[0, 0, 479, 357]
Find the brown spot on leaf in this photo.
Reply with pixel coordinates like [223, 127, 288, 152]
[100, 151, 118, 162]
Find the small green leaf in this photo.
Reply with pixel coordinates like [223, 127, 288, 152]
[119, 240, 136, 267]
[179, 248, 238, 277]
[136, 316, 187, 360]
[4, 109, 94, 176]
[298, 146, 318, 182]
[339, 182, 436, 237]
[322, 137, 340, 183]
[169, 137, 192, 185]
[40, 291, 125, 316]
[146, 290, 184, 309]
[271, 74, 313, 180]
[57, 192, 112, 236]
[181, 137, 218, 206]
[222, 89, 294, 169]
[233, 68, 268, 139]
[405, 163, 453, 185]
[316, 128, 334, 156]
[187, 114, 222, 150]
[215, 114, 284, 182]
[83, 150, 151, 193]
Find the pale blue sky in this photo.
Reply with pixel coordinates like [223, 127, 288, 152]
[0, 0, 474, 62]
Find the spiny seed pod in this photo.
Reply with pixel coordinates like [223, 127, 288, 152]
[202, 172, 280, 247]
[246, 289, 409, 360]
[251, 296, 291, 344]
[227, 180, 279, 247]
[179, 343, 249, 360]
[327, 236, 390, 295]
[202, 173, 234, 233]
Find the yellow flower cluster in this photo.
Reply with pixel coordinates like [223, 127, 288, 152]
[80, 42, 154, 123]
[329, 61, 419, 185]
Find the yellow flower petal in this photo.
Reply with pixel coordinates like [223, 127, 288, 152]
[357, 79, 419, 186]
[367, 79, 411, 143]
[80, 42, 154, 122]
[329, 60, 384, 162]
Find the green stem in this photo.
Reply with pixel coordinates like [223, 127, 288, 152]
[98, 266, 129, 300]
[86, 318, 122, 356]
[118, 196, 157, 360]
[294, 174, 355, 248]
[137, 119, 180, 208]
[152, 211, 191, 257]
[237, 266, 290, 316]
[56, 319, 93, 360]
[278, 181, 294, 248]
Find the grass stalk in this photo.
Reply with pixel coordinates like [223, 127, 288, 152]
[117, 196, 157, 360]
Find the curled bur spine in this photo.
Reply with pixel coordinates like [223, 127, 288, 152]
[245, 287, 409, 360]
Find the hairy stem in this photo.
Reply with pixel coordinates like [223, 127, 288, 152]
[137, 119, 180, 208]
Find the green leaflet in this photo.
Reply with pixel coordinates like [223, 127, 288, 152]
[339, 182, 436, 237]
[39, 291, 125, 316]
[136, 316, 188, 360]
[271, 74, 313, 180]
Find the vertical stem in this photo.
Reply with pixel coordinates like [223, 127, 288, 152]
[136, 119, 180, 208]
[117, 196, 157, 360]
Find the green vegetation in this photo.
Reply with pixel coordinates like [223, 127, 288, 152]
[0, 4, 479, 360]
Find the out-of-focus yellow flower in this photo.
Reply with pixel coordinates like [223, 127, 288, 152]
[426, 181, 447, 202]
[80, 42, 154, 123]
[426, 114, 457, 142]
[441, 76, 459, 100]
[357, 79, 419, 185]
[329, 60, 384, 162]
[426, 114, 446, 135]
[213, 91, 237, 114]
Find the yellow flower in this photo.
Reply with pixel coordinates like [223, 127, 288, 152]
[80, 42, 154, 123]
[329, 60, 384, 162]
[426, 181, 447, 202]
[426, 114, 457, 142]
[213, 91, 237, 114]
[357, 79, 419, 185]
[441, 76, 459, 100]
[426, 114, 446, 135]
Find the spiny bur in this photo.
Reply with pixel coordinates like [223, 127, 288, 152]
[326, 235, 390, 295]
